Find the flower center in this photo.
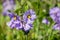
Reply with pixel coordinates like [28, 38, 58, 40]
[14, 16, 17, 20]
[27, 15, 31, 19]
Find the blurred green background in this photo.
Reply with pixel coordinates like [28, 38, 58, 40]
[0, 0, 60, 40]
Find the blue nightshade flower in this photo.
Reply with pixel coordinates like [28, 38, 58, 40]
[42, 18, 50, 24]
[23, 9, 36, 24]
[6, 13, 22, 29]
[49, 7, 60, 23]
[22, 9, 36, 34]
[3, 0, 15, 16]
[53, 24, 60, 30]
[3, 0, 15, 10]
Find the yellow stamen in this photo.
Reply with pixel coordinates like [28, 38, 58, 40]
[27, 15, 31, 19]
[14, 16, 17, 20]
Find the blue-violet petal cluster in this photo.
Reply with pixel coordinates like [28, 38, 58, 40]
[6, 9, 36, 32]
[53, 24, 60, 30]
[6, 13, 22, 29]
[49, 7, 60, 30]
[23, 9, 36, 24]
[3, 0, 15, 16]
[49, 7, 60, 23]
[42, 18, 50, 24]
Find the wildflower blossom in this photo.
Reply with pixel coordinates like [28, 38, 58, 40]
[42, 18, 50, 24]
[3, 0, 15, 16]
[23, 9, 36, 24]
[6, 13, 22, 29]
[22, 9, 36, 33]
[53, 23, 60, 30]
[49, 7, 60, 23]
[3, 0, 15, 10]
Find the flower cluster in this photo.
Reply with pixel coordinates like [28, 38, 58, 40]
[6, 9, 36, 33]
[2, 0, 36, 34]
[49, 7, 60, 30]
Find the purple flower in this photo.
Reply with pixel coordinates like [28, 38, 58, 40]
[22, 9, 36, 32]
[23, 9, 36, 24]
[53, 24, 60, 30]
[42, 18, 50, 24]
[3, 0, 15, 10]
[49, 7, 60, 23]
[3, 0, 15, 16]
[6, 14, 22, 29]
